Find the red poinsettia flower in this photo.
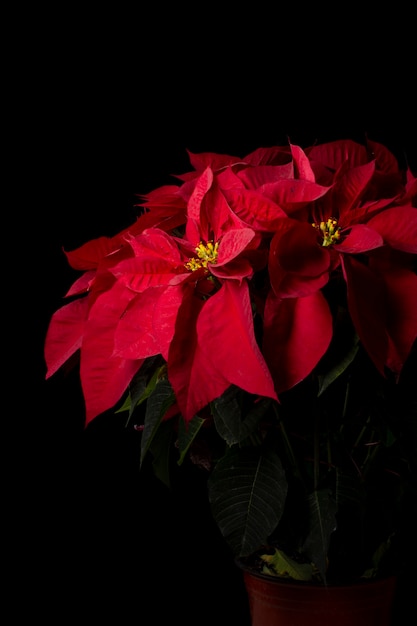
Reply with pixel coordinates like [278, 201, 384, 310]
[112, 167, 277, 424]
[46, 165, 279, 425]
[262, 145, 417, 392]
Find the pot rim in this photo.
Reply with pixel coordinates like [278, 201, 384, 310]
[235, 557, 398, 589]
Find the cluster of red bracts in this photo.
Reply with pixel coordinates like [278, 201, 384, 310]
[45, 138, 417, 425]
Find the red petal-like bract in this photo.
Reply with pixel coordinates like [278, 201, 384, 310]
[111, 229, 186, 292]
[64, 237, 119, 271]
[290, 143, 316, 182]
[224, 188, 287, 232]
[366, 139, 401, 175]
[334, 224, 383, 253]
[341, 256, 390, 376]
[383, 268, 417, 375]
[215, 228, 256, 267]
[342, 255, 417, 378]
[44, 298, 89, 378]
[166, 288, 231, 423]
[259, 179, 330, 213]
[113, 286, 166, 359]
[187, 166, 213, 224]
[269, 219, 330, 298]
[367, 205, 417, 254]
[306, 139, 368, 170]
[65, 271, 95, 297]
[237, 163, 294, 189]
[80, 282, 143, 424]
[333, 161, 376, 215]
[168, 281, 277, 422]
[197, 281, 277, 400]
[262, 290, 333, 393]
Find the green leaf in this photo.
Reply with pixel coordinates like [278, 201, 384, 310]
[148, 421, 175, 488]
[116, 359, 166, 425]
[212, 387, 271, 445]
[335, 469, 365, 509]
[259, 548, 314, 581]
[130, 358, 165, 406]
[317, 339, 360, 397]
[300, 489, 337, 582]
[177, 415, 205, 465]
[208, 445, 288, 557]
[140, 378, 176, 466]
[361, 535, 393, 578]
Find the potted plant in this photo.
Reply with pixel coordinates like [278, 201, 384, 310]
[44, 137, 417, 625]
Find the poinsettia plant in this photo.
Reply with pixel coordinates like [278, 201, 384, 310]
[45, 137, 417, 585]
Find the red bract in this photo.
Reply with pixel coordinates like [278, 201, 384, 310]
[262, 289, 334, 393]
[168, 279, 278, 422]
[45, 237, 133, 380]
[80, 282, 144, 421]
[341, 252, 417, 378]
[44, 298, 89, 378]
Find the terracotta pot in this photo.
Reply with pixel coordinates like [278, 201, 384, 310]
[237, 561, 397, 626]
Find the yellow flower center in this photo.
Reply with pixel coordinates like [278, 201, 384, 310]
[185, 240, 219, 271]
[312, 218, 341, 247]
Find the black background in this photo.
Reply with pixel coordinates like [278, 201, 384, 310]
[18, 10, 416, 625]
